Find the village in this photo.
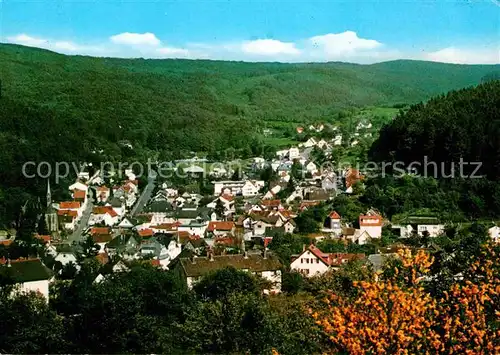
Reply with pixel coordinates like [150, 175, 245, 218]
[1, 121, 499, 301]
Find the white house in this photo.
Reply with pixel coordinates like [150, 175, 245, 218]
[332, 135, 342, 146]
[289, 147, 300, 160]
[488, 226, 500, 243]
[290, 245, 330, 276]
[69, 181, 88, 193]
[303, 138, 317, 148]
[0, 258, 53, 302]
[213, 180, 264, 196]
[304, 161, 318, 174]
[359, 215, 383, 239]
[242, 180, 264, 197]
[417, 224, 445, 237]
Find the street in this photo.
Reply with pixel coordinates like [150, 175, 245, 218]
[130, 170, 157, 216]
[68, 194, 94, 244]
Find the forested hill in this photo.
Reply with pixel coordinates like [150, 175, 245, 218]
[1, 43, 498, 158]
[369, 80, 500, 180]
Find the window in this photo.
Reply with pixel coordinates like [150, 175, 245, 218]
[301, 259, 303, 264]
[306, 259, 309, 264]
[316, 259, 319, 264]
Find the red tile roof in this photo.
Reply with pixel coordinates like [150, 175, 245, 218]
[35, 234, 51, 243]
[207, 221, 235, 232]
[58, 210, 78, 217]
[93, 206, 118, 217]
[97, 186, 110, 192]
[329, 211, 341, 219]
[73, 190, 86, 199]
[261, 199, 281, 207]
[359, 215, 383, 227]
[299, 201, 320, 211]
[91, 227, 111, 236]
[153, 223, 179, 231]
[220, 194, 234, 202]
[95, 253, 109, 265]
[346, 168, 363, 188]
[138, 229, 154, 237]
[0, 240, 13, 246]
[60, 201, 81, 209]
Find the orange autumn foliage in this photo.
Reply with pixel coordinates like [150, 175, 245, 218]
[313, 246, 500, 354]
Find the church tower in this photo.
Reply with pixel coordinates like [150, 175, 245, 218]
[46, 179, 52, 208]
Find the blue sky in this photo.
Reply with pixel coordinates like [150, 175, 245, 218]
[1, 0, 499, 63]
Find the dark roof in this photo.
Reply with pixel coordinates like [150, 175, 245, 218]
[180, 253, 282, 277]
[395, 216, 442, 225]
[145, 201, 174, 213]
[0, 259, 52, 283]
[106, 234, 139, 249]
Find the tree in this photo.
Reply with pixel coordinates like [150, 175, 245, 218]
[79, 235, 100, 259]
[0, 292, 67, 353]
[214, 199, 226, 220]
[193, 267, 261, 301]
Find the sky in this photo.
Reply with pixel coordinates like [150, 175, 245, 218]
[0, 0, 499, 64]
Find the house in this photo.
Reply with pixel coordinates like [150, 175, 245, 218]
[96, 186, 111, 203]
[359, 215, 383, 239]
[69, 181, 88, 193]
[105, 234, 140, 259]
[303, 138, 318, 148]
[321, 174, 338, 192]
[488, 225, 500, 243]
[90, 206, 119, 226]
[289, 147, 300, 160]
[57, 209, 78, 231]
[324, 211, 342, 235]
[54, 244, 78, 266]
[184, 237, 208, 255]
[72, 189, 87, 204]
[179, 251, 282, 292]
[344, 168, 363, 193]
[299, 200, 320, 211]
[261, 199, 283, 211]
[0, 258, 53, 301]
[206, 221, 235, 237]
[296, 126, 304, 134]
[290, 245, 330, 276]
[332, 135, 342, 146]
[290, 244, 365, 276]
[118, 217, 136, 229]
[90, 227, 113, 252]
[241, 180, 263, 197]
[213, 180, 265, 196]
[304, 161, 318, 174]
[392, 216, 444, 238]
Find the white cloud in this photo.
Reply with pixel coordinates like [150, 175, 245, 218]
[156, 46, 191, 58]
[241, 39, 301, 56]
[424, 46, 500, 64]
[54, 41, 80, 52]
[309, 31, 382, 59]
[110, 32, 160, 46]
[4, 31, 499, 64]
[7, 34, 47, 47]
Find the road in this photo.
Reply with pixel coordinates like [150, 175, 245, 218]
[68, 194, 94, 244]
[130, 170, 157, 216]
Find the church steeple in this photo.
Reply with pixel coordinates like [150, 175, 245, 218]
[46, 179, 52, 208]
